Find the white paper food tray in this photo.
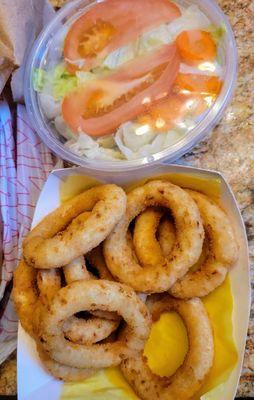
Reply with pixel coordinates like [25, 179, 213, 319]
[17, 164, 251, 400]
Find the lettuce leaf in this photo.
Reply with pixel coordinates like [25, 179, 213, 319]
[33, 68, 46, 92]
[207, 24, 226, 43]
[52, 65, 77, 99]
[33, 64, 77, 100]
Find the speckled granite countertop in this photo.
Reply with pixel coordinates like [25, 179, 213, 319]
[184, 0, 254, 396]
[0, 0, 253, 397]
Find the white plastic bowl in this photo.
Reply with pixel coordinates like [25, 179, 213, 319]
[24, 0, 237, 172]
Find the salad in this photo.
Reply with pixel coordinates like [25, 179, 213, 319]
[34, 0, 225, 161]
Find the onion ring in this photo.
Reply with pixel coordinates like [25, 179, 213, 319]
[86, 246, 121, 320]
[121, 294, 214, 400]
[104, 180, 204, 293]
[33, 269, 62, 335]
[38, 280, 151, 369]
[64, 249, 117, 320]
[62, 314, 120, 346]
[37, 269, 61, 306]
[63, 256, 92, 283]
[12, 259, 38, 337]
[170, 190, 238, 298]
[86, 246, 114, 281]
[63, 255, 120, 345]
[133, 208, 165, 267]
[37, 344, 96, 382]
[133, 208, 175, 266]
[157, 218, 175, 257]
[13, 259, 118, 345]
[23, 184, 126, 269]
[64, 252, 119, 317]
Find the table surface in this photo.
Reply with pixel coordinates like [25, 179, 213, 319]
[0, 0, 253, 397]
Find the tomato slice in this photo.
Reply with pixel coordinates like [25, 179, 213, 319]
[174, 73, 222, 95]
[137, 94, 207, 132]
[64, 0, 181, 72]
[108, 44, 178, 81]
[62, 44, 180, 137]
[137, 95, 185, 131]
[176, 30, 216, 65]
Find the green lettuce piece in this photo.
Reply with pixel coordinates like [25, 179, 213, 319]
[33, 68, 46, 92]
[33, 65, 77, 100]
[207, 24, 226, 43]
[52, 65, 77, 99]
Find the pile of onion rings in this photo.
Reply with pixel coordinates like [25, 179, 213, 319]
[13, 179, 238, 398]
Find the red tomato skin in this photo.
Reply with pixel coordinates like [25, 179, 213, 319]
[64, 0, 181, 72]
[62, 44, 180, 137]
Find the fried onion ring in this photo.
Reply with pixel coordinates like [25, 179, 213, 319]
[23, 184, 126, 269]
[12, 259, 38, 337]
[13, 259, 118, 345]
[62, 314, 120, 346]
[37, 269, 61, 305]
[86, 246, 121, 320]
[37, 344, 96, 382]
[121, 294, 214, 400]
[86, 246, 114, 281]
[157, 218, 175, 257]
[63, 255, 120, 345]
[104, 180, 204, 293]
[38, 280, 151, 369]
[63, 256, 92, 283]
[133, 208, 175, 266]
[133, 208, 165, 267]
[64, 252, 119, 319]
[170, 190, 238, 298]
[33, 269, 62, 335]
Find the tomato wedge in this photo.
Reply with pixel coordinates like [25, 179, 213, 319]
[137, 95, 186, 131]
[64, 0, 181, 72]
[108, 44, 179, 81]
[62, 44, 180, 137]
[174, 73, 222, 95]
[176, 30, 216, 65]
[137, 94, 207, 132]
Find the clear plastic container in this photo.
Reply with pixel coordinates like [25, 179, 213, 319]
[24, 0, 237, 172]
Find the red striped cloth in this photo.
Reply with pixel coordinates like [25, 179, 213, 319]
[0, 101, 59, 363]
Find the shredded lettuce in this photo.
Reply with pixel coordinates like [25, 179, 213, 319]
[65, 132, 124, 160]
[33, 64, 77, 100]
[114, 122, 182, 160]
[103, 42, 138, 69]
[38, 93, 61, 120]
[120, 122, 156, 152]
[166, 4, 210, 39]
[76, 71, 98, 86]
[33, 68, 46, 92]
[61, 117, 195, 162]
[52, 65, 77, 99]
[54, 116, 75, 140]
[207, 23, 226, 43]
[97, 135, 116, 149]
